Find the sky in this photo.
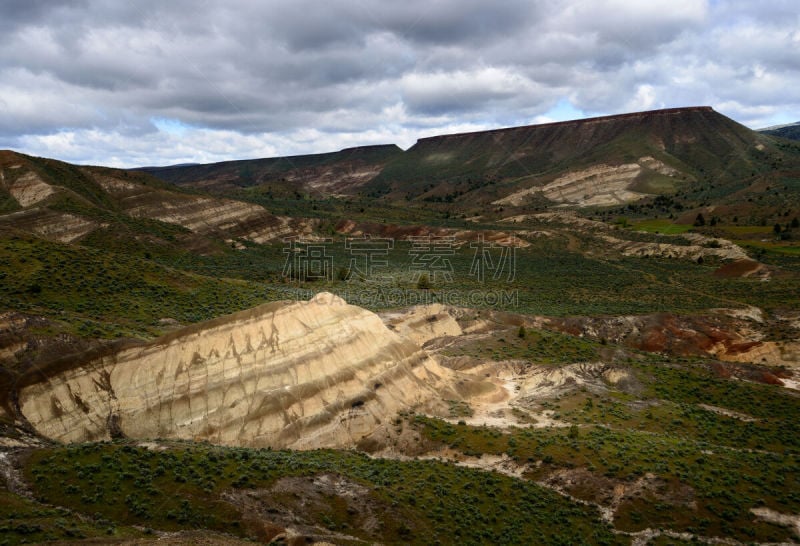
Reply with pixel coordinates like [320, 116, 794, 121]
[0, 0, 798, 168]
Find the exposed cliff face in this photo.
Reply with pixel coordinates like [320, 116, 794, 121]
[0, 208, 101, 243]
[18, 293, 453, 449]
[6, 172, 56, 207]
[80, 168, 317, 243]
[492, 157, 679, 208]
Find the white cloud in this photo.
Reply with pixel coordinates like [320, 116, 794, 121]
[0, 0, 798, 165]
[626, 84, 659, 111]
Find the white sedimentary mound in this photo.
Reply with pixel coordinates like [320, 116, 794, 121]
[82, 169, 314, 243]
[493, 157, 676, 208]
[19, 293, 453, 449]
[502, 212, 750, 262]
[597, 234, 750, 261]
[383, 304, 463, 346]
[0, 209, 101, 243]
[7, 172, 56, 207]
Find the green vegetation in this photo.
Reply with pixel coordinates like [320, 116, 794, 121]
[3, 116, 800, 545]
[740, 241, 800, 256]
[0, 233, 276, 340]
[0, 488, 144, 545]
[235, 192, 474, 228]
[543, 361, 800, 452]
[3, 230, 800, 344]
[416, 416, 797, 542]
[632, 219, 693, 234]
[415, 357, 800, 543]
[760, 123, 800, 141]
[0, 188, 20, 214]
[447, 399, 474, 418]
[444, 326, 601, 364]
[24, 442, 623, 545]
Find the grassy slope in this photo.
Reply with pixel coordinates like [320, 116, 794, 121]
[3, 231, 800, 343]
[0, 487, 145, 544]
[0, 232, 277, 340]
[0, 188, 20, 214]
[117, 236, 800, 316]
[2, 116, 800, 545]
[415, 357, 800, 543]
[11, 354, 800, 544]
[443, 326, 603, 364]
[23, 444, 623, 546]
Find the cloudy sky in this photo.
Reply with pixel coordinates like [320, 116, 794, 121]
[1, 0, 798, 167]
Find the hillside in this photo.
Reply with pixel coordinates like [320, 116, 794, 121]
[5, 300, 800, 544]
[139, 144, 403, 196]
[366, 107, 800, 211]
[0, 150, 318, 248]
[759, 121, 800, 141]
[18, 292, 455, 448]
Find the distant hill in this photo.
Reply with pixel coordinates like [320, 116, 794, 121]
[141, 107, 800, 220]
[0, 149, 315, 249]
[759, 121, 800, 141]
[138, 144, 403, 197]
[364, 107, 799, 209]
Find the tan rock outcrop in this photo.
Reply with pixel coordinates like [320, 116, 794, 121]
[76, 169, 317, 244]
[494, 162, 638, 208]
[598, 233, 750, 261]
[493, 157, 678, 208]
[0, 208, 101, 243]
[119, 189, 299, 242]
[503, 212, 750, 262]
[7, 172, 56, 207]
[715, 340, 800, 367]
[19, 293, 453, 449]
[540, 163, 645, 207]
[383, 304, 463, 346]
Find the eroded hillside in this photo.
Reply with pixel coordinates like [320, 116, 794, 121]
[17, 293, 455, 449]
[3, 298, 799, 544]
[0, 150, 318, 247]
[139, 144, 403, 196]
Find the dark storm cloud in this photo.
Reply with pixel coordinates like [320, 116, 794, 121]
[0, 0, 798, 166]
[0, 0, 88, 31]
